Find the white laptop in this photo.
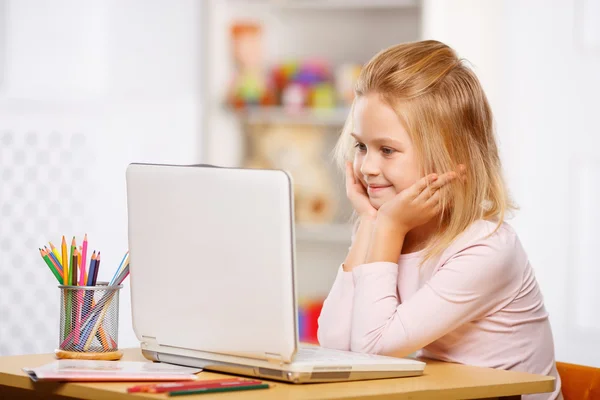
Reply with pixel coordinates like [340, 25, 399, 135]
[125, 163, 425, 383]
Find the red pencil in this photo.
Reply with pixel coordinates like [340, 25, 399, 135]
[127, 378, 263, 393]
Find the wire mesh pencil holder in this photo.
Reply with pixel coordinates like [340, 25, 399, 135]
[55, 282, 123, 360]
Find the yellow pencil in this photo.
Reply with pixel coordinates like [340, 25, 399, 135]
[49, 242, 62, 269]
[61, 236, 68, 285]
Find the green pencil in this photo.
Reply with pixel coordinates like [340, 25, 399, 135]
[168, 383, 270, 396]
[40, 249, 63, 284]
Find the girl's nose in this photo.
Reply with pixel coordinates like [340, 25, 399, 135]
[360, 152, 380, 177]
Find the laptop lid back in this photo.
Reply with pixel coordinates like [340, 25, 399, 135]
[126, 163, 298, 362]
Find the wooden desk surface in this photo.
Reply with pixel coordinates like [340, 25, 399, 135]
[0, 348, 554, 400]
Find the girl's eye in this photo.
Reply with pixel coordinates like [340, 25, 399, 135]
[354, 142, 367, 152]
[381, 147, 395, 155]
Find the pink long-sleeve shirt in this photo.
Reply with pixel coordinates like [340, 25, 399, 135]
[317, 220, 562, 400]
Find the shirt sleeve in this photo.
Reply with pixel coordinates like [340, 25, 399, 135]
[316, 265, 355, 350]
[349, 233, 523, 356]
[317, 222, 360, 350]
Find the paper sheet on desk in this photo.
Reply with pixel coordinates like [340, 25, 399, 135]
[23, 360, 202, 382]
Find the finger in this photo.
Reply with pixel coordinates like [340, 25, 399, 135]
[411, 174, 438, 197]
[416, 178, 441, 202]
[424, 189, 441, 206]
[429, 171, 458, 190]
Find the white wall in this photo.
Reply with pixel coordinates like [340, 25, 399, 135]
[423, 0, 600, 367]
[0, 0, 203, 355]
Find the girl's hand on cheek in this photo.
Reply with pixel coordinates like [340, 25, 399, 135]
[345, 161, 377, 219]
[377, 171, 458, 233]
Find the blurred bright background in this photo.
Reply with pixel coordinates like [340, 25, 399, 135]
[0, 0, 598, 369]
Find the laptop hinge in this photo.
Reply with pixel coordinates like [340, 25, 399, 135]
[264, 352, 283, 364]
[140, 335, 159, 349]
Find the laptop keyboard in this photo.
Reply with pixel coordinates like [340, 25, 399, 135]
[294, 345, 393, 363]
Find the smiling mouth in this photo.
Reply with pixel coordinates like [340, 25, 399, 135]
[367, 185, 392, 193]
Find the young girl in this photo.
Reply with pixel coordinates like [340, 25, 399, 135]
[317, 40, 562, 400]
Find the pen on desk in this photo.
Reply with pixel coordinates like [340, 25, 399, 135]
[168, 383, 270, 396]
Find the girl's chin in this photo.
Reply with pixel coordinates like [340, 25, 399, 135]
[369, 193, 396, 210]
[369, 198, 385, 210]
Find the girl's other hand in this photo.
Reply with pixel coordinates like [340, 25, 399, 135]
[345, 161, 377, 219]
[377, 170, 458, 234]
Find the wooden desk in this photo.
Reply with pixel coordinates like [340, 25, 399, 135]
[0, 348, 554, 400]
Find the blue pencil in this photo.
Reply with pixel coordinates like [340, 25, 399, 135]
[47, 249, 63, 275]
[109, 251, 128, 285]
[86, 252, 97, 286]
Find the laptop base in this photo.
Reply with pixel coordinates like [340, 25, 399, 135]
[142, 349, 422, 384]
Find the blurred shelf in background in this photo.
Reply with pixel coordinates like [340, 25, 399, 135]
[233, 106, 349, 126]
[202, 0, 421, 298]
[227, 0, 419, 10]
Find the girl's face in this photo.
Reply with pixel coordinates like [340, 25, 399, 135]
[352, 93, 421, 210]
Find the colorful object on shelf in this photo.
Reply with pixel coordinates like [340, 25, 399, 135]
[282, 83, 306, 111]
[227, 22, 362, 111]
[298, 298, 324, 344]
[310, 83, 336, 109]
[335, 63, 362, 105]
[228, 21, 275, 108]
[271, 58, 335, 110]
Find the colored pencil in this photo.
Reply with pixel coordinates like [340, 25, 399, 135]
[61, 236, 68, 284]
[92, 252, 101, 286]
[45, 245, 63, 276]
[44, 246, 63, 281]
[168, 384, 269, 396]
[40, 248, 63, 284]
[49, 242, 62, 271]
[110, 252, 128, 285]
[128, 379, 263, 393]
[83, 251, 97, 332]
[79, 235, 88, 286]
[83, 293, 115, 350]
[114, 264, 129, 286]
[60, 236, 72, 337]
[70, 237, 77, 286]
[86, 252, 97, 286]
[72, 247, 81, 345]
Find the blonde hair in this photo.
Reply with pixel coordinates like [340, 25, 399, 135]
[334, 40, 516, 262]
